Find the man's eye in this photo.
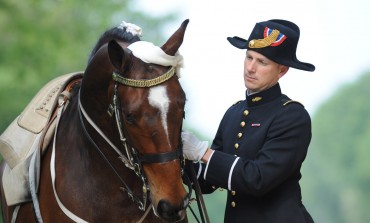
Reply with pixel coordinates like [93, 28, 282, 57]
[258, 60, 267, 65]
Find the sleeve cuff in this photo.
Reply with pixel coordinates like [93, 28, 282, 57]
[203, 150, 215, 180]
[202, 150, 239, 189]
[196, 162, 202, 179]
[228, 157, 240, 190]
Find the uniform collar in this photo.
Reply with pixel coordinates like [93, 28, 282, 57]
[246, 83, 282, 107]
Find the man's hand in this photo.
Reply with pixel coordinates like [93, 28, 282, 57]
[181, 131, 209, 161]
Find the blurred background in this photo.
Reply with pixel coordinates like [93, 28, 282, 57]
[1, 0, 370, 222]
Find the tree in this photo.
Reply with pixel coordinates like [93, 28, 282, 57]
[301, 71, 370, 222]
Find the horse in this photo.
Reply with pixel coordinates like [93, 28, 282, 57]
[0, 19, 190, 222]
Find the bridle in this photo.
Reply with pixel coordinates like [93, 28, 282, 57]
[30, 66, 203, 223]
[78, 66, 192, 213]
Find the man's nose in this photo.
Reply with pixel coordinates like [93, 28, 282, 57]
[245, 60, 256, 73]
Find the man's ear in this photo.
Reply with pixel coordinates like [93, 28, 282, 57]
[278, 65, 289, 78]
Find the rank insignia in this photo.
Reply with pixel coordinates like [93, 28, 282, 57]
[252, 97, 262, 102]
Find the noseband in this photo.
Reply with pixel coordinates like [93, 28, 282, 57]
[78, 66, 191, 213]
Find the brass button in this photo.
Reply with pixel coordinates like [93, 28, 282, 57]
[249, 40, 255, 47]
[231, 201, 236, 207]
[237, 132, 243, 138]
[234, 143, 239, 149]
[231, 191, 236, 196]
[240, 121, 246, 127]
[243, 110, 249, 116]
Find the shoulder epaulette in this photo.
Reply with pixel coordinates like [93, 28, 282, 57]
[233, 100, 243, 106]
[282, 99, 304, 107]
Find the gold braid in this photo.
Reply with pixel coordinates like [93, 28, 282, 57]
[112, 67, 176, 88]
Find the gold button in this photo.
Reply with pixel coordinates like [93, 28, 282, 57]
[234, 143, 239, 149]
[231, 201, 236, 207]
[240, 121, 245, 127]
[237, 133, 243, 138]
[243, 110, 249, 116]
[231, 191, 236, 196]
[249, 40, 255, 47]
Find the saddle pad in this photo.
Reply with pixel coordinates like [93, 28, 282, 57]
[1, 71, 83, 206]
[0, 72, 82, 169]
[18, 72, 80, 134]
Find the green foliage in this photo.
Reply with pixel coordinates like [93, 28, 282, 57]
[0, 0, 177, 132]
[302, 71, 370, 223]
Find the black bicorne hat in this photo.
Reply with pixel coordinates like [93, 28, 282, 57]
[227, 19, 315, 72]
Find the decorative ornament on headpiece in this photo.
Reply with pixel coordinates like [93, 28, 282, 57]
[249, 27, 286, 48]
[117, 21, 142, 37]
[128, 41, 184, 77]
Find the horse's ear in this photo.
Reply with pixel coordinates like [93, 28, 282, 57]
[161, 19, 189, 56]
[108, 40, 130, 70]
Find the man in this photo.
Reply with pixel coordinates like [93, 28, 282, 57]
[182, 19, 315, 223]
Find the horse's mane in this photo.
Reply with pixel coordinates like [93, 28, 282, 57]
[87, 26, 141, 63]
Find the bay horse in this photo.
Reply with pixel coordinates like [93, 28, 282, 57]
[1, 19, 190, 222]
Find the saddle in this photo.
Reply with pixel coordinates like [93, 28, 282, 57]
[0, 72, 83, 206]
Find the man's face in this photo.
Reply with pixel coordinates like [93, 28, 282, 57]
[243, 50, 288, 93]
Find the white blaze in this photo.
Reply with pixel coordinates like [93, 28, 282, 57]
[148, 86, 170, 138]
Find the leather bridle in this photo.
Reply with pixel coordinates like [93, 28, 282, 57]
[78, 66, 192, 213]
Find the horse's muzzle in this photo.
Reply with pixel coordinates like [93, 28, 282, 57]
[156, 197, 188, 222]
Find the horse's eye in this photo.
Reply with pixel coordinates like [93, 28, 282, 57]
[147, 65, 153, 73]
[125, 113, 135, 124]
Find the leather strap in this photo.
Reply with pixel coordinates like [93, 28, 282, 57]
[138, 149, 181, 163]
[50, 96, 88, 223]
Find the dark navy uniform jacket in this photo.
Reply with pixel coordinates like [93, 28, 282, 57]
[194, 83, 314, 223]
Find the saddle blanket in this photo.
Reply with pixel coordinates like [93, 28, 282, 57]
[0, 72, 83, 205]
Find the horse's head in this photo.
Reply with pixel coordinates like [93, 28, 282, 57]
[80, 20, 189, 222]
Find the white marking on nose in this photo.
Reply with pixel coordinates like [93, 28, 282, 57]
[148, 86, 170, 138]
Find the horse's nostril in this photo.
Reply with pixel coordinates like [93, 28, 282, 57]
[157, 200, 185, 222]
[157, 200, 171, 216]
